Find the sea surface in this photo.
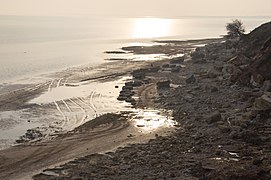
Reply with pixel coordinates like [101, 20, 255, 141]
[0, 15, 270, 83]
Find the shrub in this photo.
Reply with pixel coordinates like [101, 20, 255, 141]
[226, 19, 245, 38]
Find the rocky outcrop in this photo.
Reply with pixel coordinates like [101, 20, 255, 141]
[239, 36, 271, 86]
[238, 21, 271, 58]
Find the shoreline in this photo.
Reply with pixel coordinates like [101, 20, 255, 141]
[31, 20, 271, 179]
[0, 37, 228, 179]
[0, 37, 220, 149]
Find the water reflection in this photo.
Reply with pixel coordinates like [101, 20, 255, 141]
[129, 109, 177, 132]
[133, 18, 173, 39]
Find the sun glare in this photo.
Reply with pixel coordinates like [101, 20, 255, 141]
[132, 18, 173, 39]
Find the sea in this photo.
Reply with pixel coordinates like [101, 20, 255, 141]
[0, 15, 270, 84]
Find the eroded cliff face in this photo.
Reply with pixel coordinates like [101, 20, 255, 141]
[238, 22, 271, 58]
[239, 36, 271, 86]
[223, 21, 271, 87]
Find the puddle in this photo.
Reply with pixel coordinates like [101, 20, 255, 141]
[128, 109, 177, 132]
[194, 44, 206, 47]
[108, 51, 185, 62]
[108, 53, 168, 61]
[30, 77, 130, 105]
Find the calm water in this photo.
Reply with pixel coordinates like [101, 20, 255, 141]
[0, 15, 270, 83]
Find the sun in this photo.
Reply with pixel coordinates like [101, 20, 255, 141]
[132, 18, 173, 39]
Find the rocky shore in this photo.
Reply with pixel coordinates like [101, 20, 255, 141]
[32, 21, 271, 179]
[4, 21, 271, 179]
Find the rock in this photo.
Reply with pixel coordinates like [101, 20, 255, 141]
[162, 64, 170, 68]
[204, 85, 218, 92]
[240, 130, 262, 145]
[125, 81, 134, 86]
[191, 48, 205, 63]
[238, 36, 271, 86]
[254, 92, 271, 110]
[148, 66, 160, 73]
[206, 68, 221, 78]
[230, 66, 243, 82]
[117, 96, 126, 101]
[239, 21, 271, 58]
[186, 75, 196, 84]
[122, 86, 133, 91]
[171, 66, 181, 73]
[169, 64, 176, 68]
[261, 80, 271, 92]
[125, 97, 136, 103]
[206, 111, 222, 124]
[137, 125, 145, 127]
[169, 56, 184, 64]
[132, 71, 145, 79]
[227, 54, 251, 66]
[133, 80, 143, 87]
[157, 80, 171, 89]
[210, 86, 218, 92]
[218, 125, 230, 133]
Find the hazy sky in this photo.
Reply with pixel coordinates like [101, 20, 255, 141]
[0, 0, 270, 17]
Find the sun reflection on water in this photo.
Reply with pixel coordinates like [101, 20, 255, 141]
[130, 109, 177, 132]
[132, 18, 173, 39]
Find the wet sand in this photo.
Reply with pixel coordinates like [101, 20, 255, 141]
[0, 60, 152, 150]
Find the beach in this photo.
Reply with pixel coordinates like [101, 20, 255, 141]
[29, 21, 271, 179]
[0, 16, 270, 179]
[0, 38, 221, 179]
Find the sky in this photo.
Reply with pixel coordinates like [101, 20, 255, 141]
[0, 0, 270, 17]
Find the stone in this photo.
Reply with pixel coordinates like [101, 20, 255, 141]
[230, 66, 242, 82]
[132, 71, 145, 79]
[261, 80, 271, 92]
[157, 80, 171, 89]
[207, 68, 221, 78]
[206, 111, 222, 124]
[169, 56, 184, 64]
[254, 92, 271, 110]
[133, 80, 143, 87]
[162, 64, 170, 68]
[186, 75, 196, 84]
[122, 86, 133, 91]
[218, 125, 230, 133]
[204, 85, 219, 92]
[171, 66, 181, 73]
